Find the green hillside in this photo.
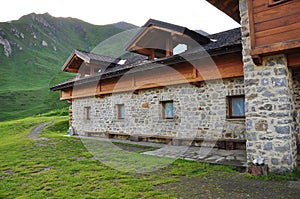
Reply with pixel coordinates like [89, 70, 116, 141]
[0, 13, 136, 121]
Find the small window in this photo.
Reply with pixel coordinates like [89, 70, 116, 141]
[84, 106, 91, 120]
[268, 0, 291, 6]
[117, 104, 125, 119]
[173, 44, 187, 55]
[228, 96, 245, 119]
[162, 101, 174, 119]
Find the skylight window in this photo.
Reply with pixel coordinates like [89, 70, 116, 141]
[117, 59, 127, 65]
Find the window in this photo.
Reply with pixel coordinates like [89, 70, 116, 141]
[161, 101, 174, 119]
[268, 0, 291, 6]
[117, 104, 125, 119]
[173, 44, 187, 55]
[84, 106, 91, 120]
[228, 96, 245, 119]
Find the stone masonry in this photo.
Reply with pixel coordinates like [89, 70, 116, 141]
[292, 71, 300, 153]
[239, 0, 298, 172]
[71, 77, 245, 144]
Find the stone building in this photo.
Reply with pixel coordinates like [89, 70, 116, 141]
[51, 1, 300, 172]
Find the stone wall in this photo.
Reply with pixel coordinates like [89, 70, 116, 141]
[71, 77, 245, 142]
[292, 72, 300, 148]
[239, 0, 297, 172]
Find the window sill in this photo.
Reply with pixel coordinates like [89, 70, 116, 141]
[162, 118, 176, 122]
[226, 118, 245, 121]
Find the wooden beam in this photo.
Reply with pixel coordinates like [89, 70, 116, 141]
[150, 49, 155, 60]
[288, 52, 300, 67]
[251, 40, 300, 56]
[252, 55, 263, 66]
[190, 81, 201, 87]
[90, 65, 95, 76]
[166, 35, 173, 57]
[192, 67, 197, 78]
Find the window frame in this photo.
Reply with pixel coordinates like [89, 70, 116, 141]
[161, 100, 174, 119]
[84, 106, 91, 120]
[227, 96, 245, 119]
[116, 104, 125, 120]
[268, 0, 291, 7]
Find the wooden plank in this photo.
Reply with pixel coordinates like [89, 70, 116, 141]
[251, 40, 300, 56]
[60, 89, 73, 100]
[252, 0, 294, 13]
[249, 0, 300, 56]
[255, 14, 300, 33]
[253, 2, 300, 24]
[101, 79, 118, 92]
[255, 29, 300, 47]
[255, 22, 300, 39]
[112, 75, 134, 91]
[252, 0, 268, 9]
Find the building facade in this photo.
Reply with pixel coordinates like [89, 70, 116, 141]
[51, 1, 300, 172]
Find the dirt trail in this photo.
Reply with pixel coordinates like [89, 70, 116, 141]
[27, 122, 52, 139]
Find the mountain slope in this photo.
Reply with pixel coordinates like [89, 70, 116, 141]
[0, 13, 136, 121]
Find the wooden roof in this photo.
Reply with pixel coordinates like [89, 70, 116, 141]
[206, 0, 240, 23]
[125, 19, 210, 58]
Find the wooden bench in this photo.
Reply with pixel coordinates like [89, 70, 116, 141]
[129, 134, 172, 145]
[85, 132, 246, 150]
[85, 132, 130, 140]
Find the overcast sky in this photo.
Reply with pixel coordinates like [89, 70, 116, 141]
[0, 0, 240, 34]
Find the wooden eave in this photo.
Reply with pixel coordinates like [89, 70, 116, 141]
[125, 19, 210, 58]
[50, 43, 242, 93]
[206, 0, 240, 23]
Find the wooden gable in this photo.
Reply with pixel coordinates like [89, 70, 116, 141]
[125, 19, 210, 60]
[62, 49, 120, 76]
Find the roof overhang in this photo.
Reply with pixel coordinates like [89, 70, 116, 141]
[206, 0, 240, 23]
[125, 19, 211, 58]
[51, 43, 242, 92]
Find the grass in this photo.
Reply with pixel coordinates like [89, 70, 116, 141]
[1, 113, 299, 198]
[0, 114, 238, 198]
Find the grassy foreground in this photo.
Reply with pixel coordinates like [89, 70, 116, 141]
[1, 113, 299, 198]
[0, 113, 236, 198]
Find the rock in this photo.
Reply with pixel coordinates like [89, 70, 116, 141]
[250, 165, 269, 176]
[42, 40, 48, 46]
[0, 36, 12, 57]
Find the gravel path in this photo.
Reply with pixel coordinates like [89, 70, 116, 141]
[27, 122, 52, 139]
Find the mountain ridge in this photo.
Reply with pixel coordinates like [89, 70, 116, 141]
[0, 12, 137, 121]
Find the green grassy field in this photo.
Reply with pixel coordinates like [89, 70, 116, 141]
[1, 113, 299, 198]
[0, 113, 236, 198]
